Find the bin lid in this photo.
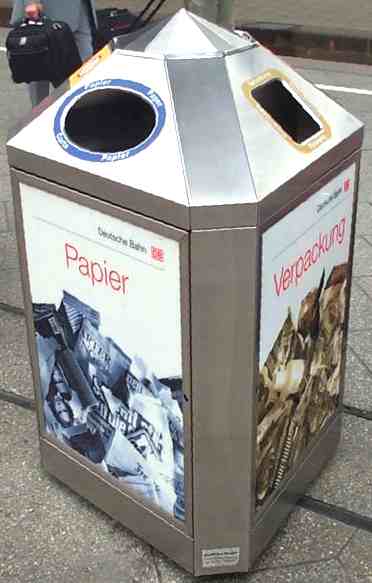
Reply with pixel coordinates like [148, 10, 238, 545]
[7, 9, 363, 230]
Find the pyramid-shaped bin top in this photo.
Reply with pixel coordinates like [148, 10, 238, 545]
[7, 9, 363, 230]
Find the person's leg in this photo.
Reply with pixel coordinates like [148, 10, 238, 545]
[74, 1, 94, 63]
[28, 80, 50, 108]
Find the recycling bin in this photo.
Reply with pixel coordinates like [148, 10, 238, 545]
[7, 9, 363, 576]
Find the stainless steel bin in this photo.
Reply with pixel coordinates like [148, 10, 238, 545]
[7, 9, 363, 576]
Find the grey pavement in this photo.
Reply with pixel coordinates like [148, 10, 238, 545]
[2, 2, 372, 64]
[0, 396, 364, 583]
[2, 20, 372, 583]
[95, 0, 372, 33]
[3, 0, 372, 32]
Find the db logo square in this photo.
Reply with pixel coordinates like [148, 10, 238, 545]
[151, 246, 164, 262]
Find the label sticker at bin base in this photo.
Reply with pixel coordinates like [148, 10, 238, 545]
[202, 547, 240, 568]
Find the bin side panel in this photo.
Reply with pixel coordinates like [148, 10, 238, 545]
[190, 227, 258, 575]
[40, 437, 194, 573]
[13, 172, 192, 535]
[252, 413, 341, 563]
[256, 161, 357, 511]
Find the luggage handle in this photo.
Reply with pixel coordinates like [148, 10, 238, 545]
[127, 0, 168, 33]
[21, 17, 63, 31]
[21, 19, 44, 26]
[21, 15, 48, 26]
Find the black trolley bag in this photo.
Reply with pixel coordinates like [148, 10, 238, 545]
[95, 0, 168, 49]
[6, 18, 82, 88]
[96, 8, 137, 47]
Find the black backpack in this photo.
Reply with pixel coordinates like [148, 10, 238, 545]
[6, 18, 82, 87]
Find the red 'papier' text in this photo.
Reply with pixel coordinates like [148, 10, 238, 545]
[65, 242, 129, 294]
[274, 217, 346, 297]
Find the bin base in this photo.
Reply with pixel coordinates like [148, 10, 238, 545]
[39, 412, 341, 576]
[251, 412, 342, 567]
[39, 437, 194, 574]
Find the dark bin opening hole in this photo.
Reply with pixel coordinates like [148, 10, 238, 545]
[64, 89, 156, 153]
[252, 79, 321, 143]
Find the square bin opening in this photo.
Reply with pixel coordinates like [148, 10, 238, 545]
[252, 79, 321, 143]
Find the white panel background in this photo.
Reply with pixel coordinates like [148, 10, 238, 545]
[260, 163, 356, 367]
[20, 183, 183, 378]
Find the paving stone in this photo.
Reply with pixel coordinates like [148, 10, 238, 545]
[0, 199, 7, 231]
[357, 276, 372, 299]
[0, 231, 20, 271]
[361, 129, 372, 153]
[0, 75, 29, 130]
[349, 329, 372, 371]
[0, 267, 23, 308]
[0, 153, 9, 169]
[358, 152, 372, 204]
[339, 529, 372, 583]
[245, 561, 349, 583]
[154, 552, 234, 583]
[154, 509, 353, 582]
[0, 167, 11, 203]
[0, 125, 10, 145]
[343, 346, 372, 410]
[154, 552, 348, 583]
[317, 92, 372, 118]
[154, 551, 241, 583]
[0, 401, 158, 583]
[363, 234, 372, 250]
[255, 509, 353, 570]
[5, 199, 15, 232]
[309, 415, 372, 518]
[281, 59, 372, 78]
[348, 281, 372, 331]
[355, 203, 372, 236]
[352, 237, 372, 277]
[296, 66, 372, 93]
[356, 116, 372, 151]
[0, 161, 11, 176]
[0, 310, 33, 399]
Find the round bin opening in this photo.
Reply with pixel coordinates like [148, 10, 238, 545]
[64, 89, 157, 153]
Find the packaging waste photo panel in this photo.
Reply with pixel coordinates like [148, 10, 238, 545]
[257, 164, 356, 507]
[19, 184, 185, 523]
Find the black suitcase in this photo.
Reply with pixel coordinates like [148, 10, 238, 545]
[96, 8, 137, 46]
[6, 18, 82, 87]
[95, 0, 168, 50]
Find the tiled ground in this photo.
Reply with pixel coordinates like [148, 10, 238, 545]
[0, 401, 363, 583]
